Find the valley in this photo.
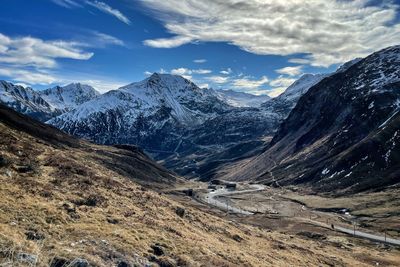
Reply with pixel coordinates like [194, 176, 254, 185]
[0, 45, 400, 266]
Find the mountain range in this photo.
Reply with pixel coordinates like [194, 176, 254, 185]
[0, 72, 314, 179]
[0, 45, 399, 194]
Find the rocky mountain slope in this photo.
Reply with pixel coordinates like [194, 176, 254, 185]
[2, 103, 394, 266]
[0, 81, 99, 121]
[222, 45, 400, 194]
[262, 74, 327, 118]
[0, 71, 337, 180]
[0, 81, 61, 121]
[46, 74, 284, 179]
[40, 83, 100, 112]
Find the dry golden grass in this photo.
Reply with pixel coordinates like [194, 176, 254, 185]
[0, 121, 399, 266]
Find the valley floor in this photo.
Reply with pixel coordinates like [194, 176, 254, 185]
[167, 182, 400, 266]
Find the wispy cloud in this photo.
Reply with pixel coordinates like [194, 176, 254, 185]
[50, 0, 82, 8]
[0, 32, 115, 86]
[269, 76, 296, 88]
[0, 33, 93, 69]
[86, 1, 131, 25]
[0, 67, 57, 85]
[220, 68, 232, 75]
[206, 75, 229, 84]
[140, 0, 400, 67]
[276, 66, 303, 77]
[170, 67, 211, 75]
[91, 32, 125, 47]
[193, 59, 207, 64]
[144, 36, 192, 48]
[232, 76, 269, 89]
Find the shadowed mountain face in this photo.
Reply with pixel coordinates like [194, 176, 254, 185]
[0, 103, 180, 188]
[221, 46, 400, 194]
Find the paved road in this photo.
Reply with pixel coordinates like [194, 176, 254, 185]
[203, 184, 265, 215]
[200, 184, 400, 246]
[333, 225, 400, 246]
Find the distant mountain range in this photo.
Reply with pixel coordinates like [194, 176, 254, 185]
[0, 72, 314, 179]
[221, 45, 400, 194]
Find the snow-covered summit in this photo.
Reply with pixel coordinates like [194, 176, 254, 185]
[47, 73, 230, 144]
[0, 80, 60, 121]
[40, 83, 100, 112]
[276, 73, 327, 102]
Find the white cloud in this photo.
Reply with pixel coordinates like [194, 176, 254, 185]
[220, 68, 232, 75]
[0, 33, 93, 69]
[86, 1, 131, 25]
[194, 59, 207, 64]
[140, 0, 400, 67]
[267, 87, 287, 98]
[92, 32, 125, 47]
[276, 66, 303, 76]
[0, 68, 57, 85]
[269, 76, 296, 88]
[232, 76, 269, 89]
[206, 75, 229, 84]
[144, 36, 192, 48]
[289, 58, 311, 65]
[193, 69, 211, 74]
[171, 68, 190, 76]
[170, 67, 211, 75]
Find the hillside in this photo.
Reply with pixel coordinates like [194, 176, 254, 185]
[2, 105, 399, 266]
[221, 46, 400, 194]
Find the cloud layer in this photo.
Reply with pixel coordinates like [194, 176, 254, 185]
[140, 0, 400, 67]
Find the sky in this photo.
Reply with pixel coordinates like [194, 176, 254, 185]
[0, 0, 400, 97]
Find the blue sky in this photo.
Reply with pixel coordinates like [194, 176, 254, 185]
[0, 0, 399, 96]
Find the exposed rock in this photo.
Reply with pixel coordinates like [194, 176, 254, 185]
[297, 231, 327, 240]
[50, 257, 69, 267]
[232, 234, 243, 242]
[107, 217, 119, 224]
[151, 244, 165, 256]
[16, 253, 38, 265]
[25, 230, 45, 241]
[175, 207, 185, 218]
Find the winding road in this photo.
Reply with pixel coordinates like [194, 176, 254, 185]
[200, 184, 400, 246]
[203, 184, 265, 215]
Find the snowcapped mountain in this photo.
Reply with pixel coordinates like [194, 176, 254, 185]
[222, 45, 400, 194]
[47, 73, 283, 179]
[261, 73, 327, 120]
[0, 81, 100, 121]
[48, 73, 230, 147]
[40, 83, 100, 112]
[210, 88, 270, 107]
[0, 80, 61, 121]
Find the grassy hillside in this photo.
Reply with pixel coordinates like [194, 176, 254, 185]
[0, 105, 399, 266]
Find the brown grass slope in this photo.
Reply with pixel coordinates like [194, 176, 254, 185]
[0, 104, 399, 266]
